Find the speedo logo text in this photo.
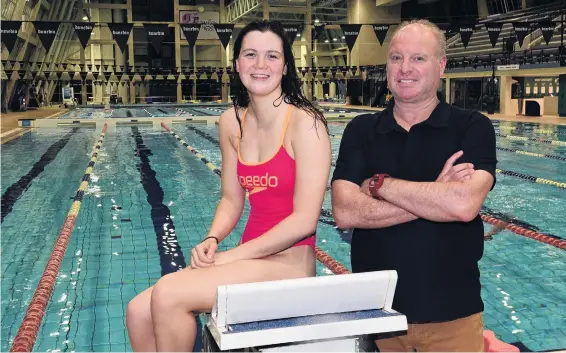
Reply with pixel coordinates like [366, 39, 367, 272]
[239, 173, 278, 195]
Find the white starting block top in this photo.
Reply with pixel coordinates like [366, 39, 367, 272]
[204, 271, 407, 351]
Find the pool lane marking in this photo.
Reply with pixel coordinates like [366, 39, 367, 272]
[1, 128, 80, 223]
[10, 124, 108, 353]
[130, 126, 187, 276]
[160, 122, 350, 274]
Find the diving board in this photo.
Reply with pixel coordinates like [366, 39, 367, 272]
[202, 271, 407, 352]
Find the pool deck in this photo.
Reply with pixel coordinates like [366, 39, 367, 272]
[321, 103, 566, 126]
[2, 103, 564, 145]
[1, 107, 68, 144]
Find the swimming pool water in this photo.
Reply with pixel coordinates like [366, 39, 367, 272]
[1, 111, 565, 352]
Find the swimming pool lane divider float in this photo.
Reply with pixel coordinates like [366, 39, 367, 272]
[496, 124, 566, 136]
[495, 147, 566, 161]
[10, 124, 108, 353]
[495, 169, 566, 189]
[160, 122, 351, 275]
[495, 133, 566, 146]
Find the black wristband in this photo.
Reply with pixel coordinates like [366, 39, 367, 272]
[202, 236, 219, 244]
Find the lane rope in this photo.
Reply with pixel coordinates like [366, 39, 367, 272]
[496, 147, 566, 161]
[496, 133, 566, 147]
[10, 124, 108, 352]
[496, 125, 566, 136]
[496, 169, 566, 189]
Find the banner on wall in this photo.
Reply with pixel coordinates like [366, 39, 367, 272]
[73, 22, 95, 49]
[179, 11, 219, 40]
[538, 21, 555, 45]
[213, 24, 234, 49]
[180, 24, 201, 47]
[313, 24, 326, 41]
[457, 23, 475, 49]
[372, 24, 389, 46]
[282, 24, 303, 45]
[107, 23, 133, 53]
[512, 22, 530, 48]
[340, 24, 362, 52]
[1, 21, 22, 53]
[144, 24, 169, 53]
[33, 21, 61, 53]
[484, 23, 503, 48]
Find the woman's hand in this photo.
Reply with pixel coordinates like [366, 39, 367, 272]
[190, 237, 218, 269]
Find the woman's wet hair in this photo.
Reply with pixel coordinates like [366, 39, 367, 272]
[230, 20, 328, 135]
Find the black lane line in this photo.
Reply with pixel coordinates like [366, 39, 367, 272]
[131, 127, 187, 276]
[1, 128, 79, 223]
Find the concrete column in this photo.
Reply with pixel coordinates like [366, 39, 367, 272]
[477, 0, 489, 18]
[305, 0, 312, 100]
[113, 8, 128, 101]
[127, 0, 136, 103]
[220, 0, 228, 103]
[174, 0, 182, 103]
[263, 0, 269, 20]
[500, 75, 509, 115]
[192, 46, 197, 101]
[80, 47, 87, 104]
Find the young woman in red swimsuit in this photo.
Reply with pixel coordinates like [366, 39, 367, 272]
[126, 20, 331, 352]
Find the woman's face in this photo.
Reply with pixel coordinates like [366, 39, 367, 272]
[236, 30, 287, 97]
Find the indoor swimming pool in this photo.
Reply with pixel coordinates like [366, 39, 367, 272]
[1, 108, 565, 352]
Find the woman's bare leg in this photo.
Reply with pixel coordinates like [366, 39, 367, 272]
[126, 287, 156, 352]
[150, 249, 315, 352]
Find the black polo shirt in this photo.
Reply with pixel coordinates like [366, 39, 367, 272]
[332, 98, 497, 324]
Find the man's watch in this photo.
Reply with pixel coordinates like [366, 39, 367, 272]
[368, 174, 390, 199]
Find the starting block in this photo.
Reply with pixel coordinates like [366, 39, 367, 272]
[202, 271, 407, 352]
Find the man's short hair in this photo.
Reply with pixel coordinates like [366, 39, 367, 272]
[390, 19, 446, 58]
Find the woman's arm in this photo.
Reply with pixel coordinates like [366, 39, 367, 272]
[204, 109, 247, 243]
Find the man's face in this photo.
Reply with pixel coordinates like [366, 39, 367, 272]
[387, 24, 446, 104]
